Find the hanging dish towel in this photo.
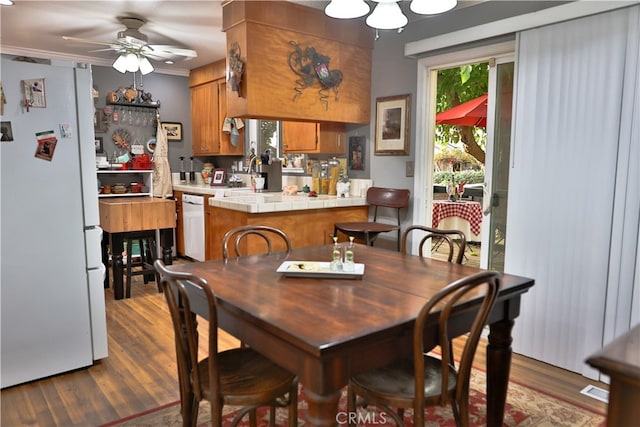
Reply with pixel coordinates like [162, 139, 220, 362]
[152, 118, 173, 198]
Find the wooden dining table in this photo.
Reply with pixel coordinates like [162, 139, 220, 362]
[169, 244, 534, 426]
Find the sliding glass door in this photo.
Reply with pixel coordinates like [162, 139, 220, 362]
[482, 59, 514, 271]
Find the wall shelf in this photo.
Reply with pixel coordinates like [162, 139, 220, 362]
[97, 169, 154, 198]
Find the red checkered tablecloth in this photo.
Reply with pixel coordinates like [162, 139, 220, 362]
[432, 201, 483, 236]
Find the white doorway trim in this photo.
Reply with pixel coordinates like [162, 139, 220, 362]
[411, 42, 515, 261]
[405, 1, 637, 57]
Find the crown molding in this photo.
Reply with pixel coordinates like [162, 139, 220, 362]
[0, 45, 191, 77]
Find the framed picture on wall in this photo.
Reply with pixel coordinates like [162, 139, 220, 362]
[161, 122, 183, 141]
[348, 136, 365, 170]
[374, 94, 410, 156]
[95, 136, 104, 153]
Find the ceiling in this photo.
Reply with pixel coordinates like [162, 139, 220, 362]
[0, 1, 482, 76]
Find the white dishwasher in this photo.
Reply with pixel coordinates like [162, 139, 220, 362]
[182, 194, 205, 261]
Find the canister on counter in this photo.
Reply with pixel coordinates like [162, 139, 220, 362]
[311, 161, 321, 193]
[320, 162, 330, 194]
[328, 157, 340, 196]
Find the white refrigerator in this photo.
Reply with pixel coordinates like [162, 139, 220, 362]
[1, 56, 108, 388]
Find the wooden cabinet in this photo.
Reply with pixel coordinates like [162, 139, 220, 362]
[207, 205, 368, 259]
[282, 121, 346, 154]
[217, 80, 244, 156]
[222, 1, 373, 123]
[189, 61, 244, 156]
[205, 197, 215, 260]
[190, 82, 219, 155]
[174, 190, 185, 256]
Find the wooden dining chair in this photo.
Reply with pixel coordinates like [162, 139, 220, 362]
[154, 260, 298, 427]
[401, 225, 467, 264]
[222, 225, 292, 260]
[334, 187, 410, 251]
[347, 271, 501, 427]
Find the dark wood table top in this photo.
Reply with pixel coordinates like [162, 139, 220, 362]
[587, 323, 640, 381]
[170, 243, 535, 426]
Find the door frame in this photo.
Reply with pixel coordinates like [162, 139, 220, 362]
[411, 41, 515, 265]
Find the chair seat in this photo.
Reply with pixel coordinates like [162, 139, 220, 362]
[200, 348, 297, 406]
[335, 222, 400, 234]
[350, 356, 457, 407]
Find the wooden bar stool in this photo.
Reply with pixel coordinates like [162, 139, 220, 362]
[334, 187, 410, 251]
[123, 230, 160, 298]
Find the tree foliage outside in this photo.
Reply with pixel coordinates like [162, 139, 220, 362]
[436, 62, 489, 164]
[258, 120, 279, 156]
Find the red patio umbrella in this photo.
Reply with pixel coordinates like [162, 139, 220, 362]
[435, 93, 488, 127]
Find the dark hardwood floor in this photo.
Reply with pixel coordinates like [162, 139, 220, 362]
[1, 254, 607, 426]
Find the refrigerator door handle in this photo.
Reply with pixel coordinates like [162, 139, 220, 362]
[85, 226, 103, 270]
[88, 263, 108, 360]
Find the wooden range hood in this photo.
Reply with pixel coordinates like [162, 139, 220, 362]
[222, 1, 373, 124]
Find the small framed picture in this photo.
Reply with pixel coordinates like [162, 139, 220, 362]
[375, 94, 410, 156]
[95, 137, 103, 153]
[348, 136, 365, 170]
[161, 122, 183, 141]
[211, 168, 227, 186]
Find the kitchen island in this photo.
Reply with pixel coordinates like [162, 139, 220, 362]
[173, 180, 373, 260]
[207, 191, 368, 259]
[99, 197, 176, 299]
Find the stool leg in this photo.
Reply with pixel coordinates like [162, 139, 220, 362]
[144, 238, 157, 284]
[125, 238, 132, 298]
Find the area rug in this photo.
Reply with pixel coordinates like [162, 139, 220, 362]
[101, 370, 605, 426]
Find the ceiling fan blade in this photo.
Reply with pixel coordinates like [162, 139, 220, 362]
[146, 45, 198, 58]
[88, 47, 122, 53]
[62, 36, 116, 47]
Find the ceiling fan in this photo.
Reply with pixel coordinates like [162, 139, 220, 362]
[63, 16, 197, 73]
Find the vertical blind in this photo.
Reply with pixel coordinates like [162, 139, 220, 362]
[507, 6, 640, 377]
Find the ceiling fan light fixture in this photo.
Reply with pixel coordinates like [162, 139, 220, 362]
[0, 0, 15, 6]
[410, 0, 458, 15]
[125, 52, 139, 72]
[112, 54, 128, 73]
[325, 0, 369, 19]
[138, 56, 154, 75]
[366, 1, 408, 30]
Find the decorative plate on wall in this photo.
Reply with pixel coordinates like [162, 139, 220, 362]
[146, 137, 156, 153]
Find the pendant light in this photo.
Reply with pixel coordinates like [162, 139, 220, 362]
[124, 52, 139, 72]
[410, 0, 458, 15]
[112, 54, 128, 73]
[366, 0, 408, 30]
[138, 56, 154, 75]
[325, 0, 369, 19]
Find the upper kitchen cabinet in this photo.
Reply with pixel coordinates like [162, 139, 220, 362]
[282, 121, 346, 154]
[189, 60, 244, 156]
[222, 1, 373, 124]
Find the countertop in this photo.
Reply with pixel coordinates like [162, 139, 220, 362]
[172, 183, 230, 196]
[173, 183, 369, 213]
[208, 191, 367, 213]
[173, 180, 371, 213]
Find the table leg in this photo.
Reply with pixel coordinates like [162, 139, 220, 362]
[304, 389, 342, 427]
[110, 233, 125, 300]
[486, 319, 514, 426]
